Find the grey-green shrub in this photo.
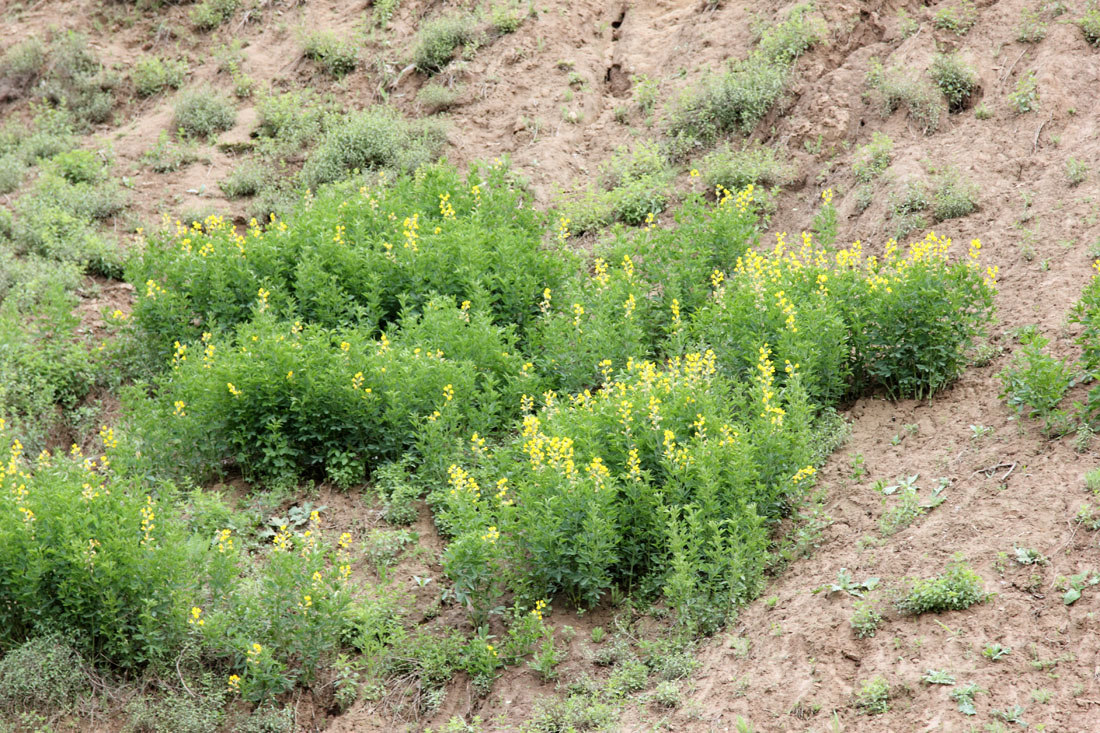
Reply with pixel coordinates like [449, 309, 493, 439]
[220, 160, 269, 199]
[866, 59, 942, 135]
[417, 82, 462, 113]
[299, 108, 442, 190]
[38, 33, 116, 126]
[303, 31, 358, 78]
[190, 0, 240, 31]
[0, 37, 46, 92]
[173, 87, 237, 138]
[700, 142, 795, 192]
[1077, 2, 1100, 45]
[931, 170, 978, 221]
[413, 15, 477, 74]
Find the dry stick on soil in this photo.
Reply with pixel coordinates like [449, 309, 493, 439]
[969, 462, 1016, 480]
[1047, 517, 1082, 591]
[176, 651, 197, 698]
[999, 48, 1029, 87]
[1033, 113, 1053, 153]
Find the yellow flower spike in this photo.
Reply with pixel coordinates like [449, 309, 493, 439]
[571, 302, 585, 329]
[443, 384, 455, 402]
[228, 675, 241, 692]
[189, 606, 205, 626]
[227, 383, 241, 398]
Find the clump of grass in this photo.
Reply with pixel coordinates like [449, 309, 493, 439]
[173, 87, 237, 138]
[865, 59, 942, 134]
[931, 170, 978, 221]
[417, 82, 462, 113]
[1085, 467, 1100, 493]
[854, 676, 890, 714]
[132, 55, 188, 97]
[699, 143, 796, 192]
[190, 0, 240, 31]
[1009, 70, 1039, 114]
[851, 131, 893, 182]
[888, 179, 930, 239]
[1067, 157, 1089, 187]
[754, 3, 828, 65]
[602, 139, 668, 190]
[895, 559, 987, 615]
[933, 0, 978, 34]
[303, 31, 358, 78]
[1077, 2, 1100, 46]
[928, 53, 978, 112]
[413, 14, 478, 74]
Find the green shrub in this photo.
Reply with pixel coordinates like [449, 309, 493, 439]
[173, 87, 236, 138]
[1016, 7, 1048, 43]
[190, 0, 240, 31]
[608, 174, 668, 225]
[417, 82, 462, 113]
[895, 559, 987, 615]
[666, 57, 788, 148]
[45, 149, 105, 184]
[0, 634, 88, 712]
[865, 59, 942, 134]
[373, 0, 402, 27]
[143, 131, 198, 173]
[0, 154, 24, 194]
[220, 160, 269, 199]
[303, 31, 358, 78]
[755, 3, 827, 65]
[299, 107, 442, 190]
[928, 53, 977, 112]
[1067, 157, 1089, 187]
[931, 170, 978, 221]
[851, 131, 893, 182]
[854, 676, 890, 714]
[413, 15, 477, 74]
[125, 679, 226, 733]
[849, 600, 882, 638]
[0, 439, 193, 668]
[255, 90, 325, 156]
[491, 2, 528, 34]
[37, 33, 116, 126]
[1009, 70, 1039, 113]
[1077, 2, 1100, 45]
[998, 334, 1073, 421]
[132, 55, 188, 96]
[699, 142, 795, 192]
[602, 140, 667, 190]
[933, 0, 978, 34]
[0, 37, 46, 92]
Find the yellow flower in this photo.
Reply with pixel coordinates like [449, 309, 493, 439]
[227, 383, 241, 397]
[189, 606, 205, 626]
[228, 674, 240, 692]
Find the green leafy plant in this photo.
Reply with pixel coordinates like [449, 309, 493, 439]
[132, 55, 188, 97]
[413, 14, 478, 74]
[852, 132, 893, 182]
[303, 31, 358, 78]
[998, 334, 1073, 424]
[933, 1, 978, 34]
[928, 53, 978, 112]
[1077, 2, 1100, 45]
[190, 0, 240, 31]
[173, 87, 236, 138]
[982, 643, 1011, 661]
[1009, 71, 1039, 114]
[922, 669, 955, 685]
[895, 558, 987, 615]
[866, 59, 943, 134]
[1067, 157, 1090, 187]
[1016, 7, 1048, 42]
[849, 600, 882, 638]
[854, 676, 890, 714]
[951, 682, 984, 715]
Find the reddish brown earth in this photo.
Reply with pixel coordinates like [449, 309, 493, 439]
[4, 0, 1100, 730]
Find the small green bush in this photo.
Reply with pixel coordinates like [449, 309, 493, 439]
[1009, 70, 1039, 113]
[1077, 2, 1100, 45]
[895, 559, 987, 615]
[143, 131, 198, 173]
[173, 88, 237, 138]
[37, 33, 116, 126]
[299, 107, 442, 190]
[1016, 7, 1048, 43]
[413, 15, 477, 74]
[220, 160, 269, 199]
[0, 634, 88, 712]
[255, 90, 325, 156]
[46, 149, 105, 184]
[933, 0, 978, 34]
[190, 0, 240, 31]
[850, 600, 882, 638]
[0, 154, 24, 194]
[602, 140, 667, 190]
[866, 59, 942, 134]
[0, 37, 46, 92]
[699, 143, 795, 192]
[373, 0, 402, 27]
[303, 31, 358, 78]
[132, 55, 188, 97]
[491, 2, 528, 34]
[852, 132, 893, 182]
[931, 170, 978, 221]
[929, 53, 978, 112]
[417, 82, 462, 113]
[854, 676, 890, 714]
[1067, 157, 1089, 187]
[998, 334, 1073, 421]
[755, 3, 827, 65]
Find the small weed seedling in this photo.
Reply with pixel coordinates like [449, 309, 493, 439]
[982, 643, 1011, 661]
[814, 568, 880, 598]
[849, 600, 882, 638]
[921, 669, 956, 685]
[853, 676, 890, 714]
[951, 683, 984, 715]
